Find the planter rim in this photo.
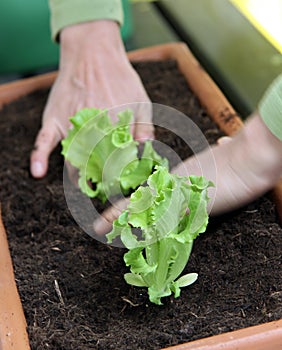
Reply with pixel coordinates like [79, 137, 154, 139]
[0, 210, 30, 350]
[0, 42, 281, 350]
[164, 319, 282, 350]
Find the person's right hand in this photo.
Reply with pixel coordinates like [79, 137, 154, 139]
[30, 20, 154, 179]
[172, 112, 282, 216]
[93, 112, 282, 235]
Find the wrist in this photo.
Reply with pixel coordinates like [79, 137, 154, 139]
[61, 20, 125, 57]
[59, 20, 129, 75]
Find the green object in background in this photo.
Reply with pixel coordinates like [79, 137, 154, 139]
[122, 0, 133, 42]
[0, 0, 133, 75]
[157, 0, 282, 116]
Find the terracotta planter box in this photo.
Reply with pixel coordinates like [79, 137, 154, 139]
[0, 43, 281, 350]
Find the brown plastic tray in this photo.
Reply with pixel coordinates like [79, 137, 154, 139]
[0, 42, 281, 350]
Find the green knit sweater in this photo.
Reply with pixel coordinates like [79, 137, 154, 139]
[258, 74, 282, 141]
[48, 0, 123, 41]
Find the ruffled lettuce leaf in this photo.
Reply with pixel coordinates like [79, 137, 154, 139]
[62, 107, 213, 305]
[62, 108, 167, 202]
[107, 166, 213, 304]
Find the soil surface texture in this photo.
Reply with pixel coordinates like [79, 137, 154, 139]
[0, 61, 281, 350]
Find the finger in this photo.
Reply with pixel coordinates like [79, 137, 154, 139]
[94, 197, 130, 235]
[65, 161, 79, 187]
[30, 123, 61, 178]
[134, 122, 155, 142]
[134, 102, 155, 142]
[217, 136, 232, 145]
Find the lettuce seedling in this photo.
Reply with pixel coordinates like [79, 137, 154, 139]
[107, 166, 213, 305]
[62, 108, 168, 202]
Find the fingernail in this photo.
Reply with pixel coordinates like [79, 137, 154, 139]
[31, 161, 45, 178]
[217, 136, 232, 145]
[136, 133, 154, 143]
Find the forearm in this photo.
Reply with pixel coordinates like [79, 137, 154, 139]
[49, 0, 129, 84]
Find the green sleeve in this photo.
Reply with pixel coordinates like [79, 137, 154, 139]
[49, 0, 124, 41]
[258, 74, 282, 141]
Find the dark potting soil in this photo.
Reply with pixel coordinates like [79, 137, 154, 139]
[0, 61, 281, 350]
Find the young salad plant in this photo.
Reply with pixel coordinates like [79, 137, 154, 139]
[107, 166, 213, 305]
[62, 108, 168, 202]
[61, 107, 213, 305]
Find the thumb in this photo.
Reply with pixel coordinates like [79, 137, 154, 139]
[30, 122, 61, 178]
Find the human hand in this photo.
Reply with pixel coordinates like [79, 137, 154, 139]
[172, 113, 282, 216]
[93, 112, 282, 235]
[30, 20, 154, 178]
[94, 197, 130, 235]
[92, 136, 240, 235]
